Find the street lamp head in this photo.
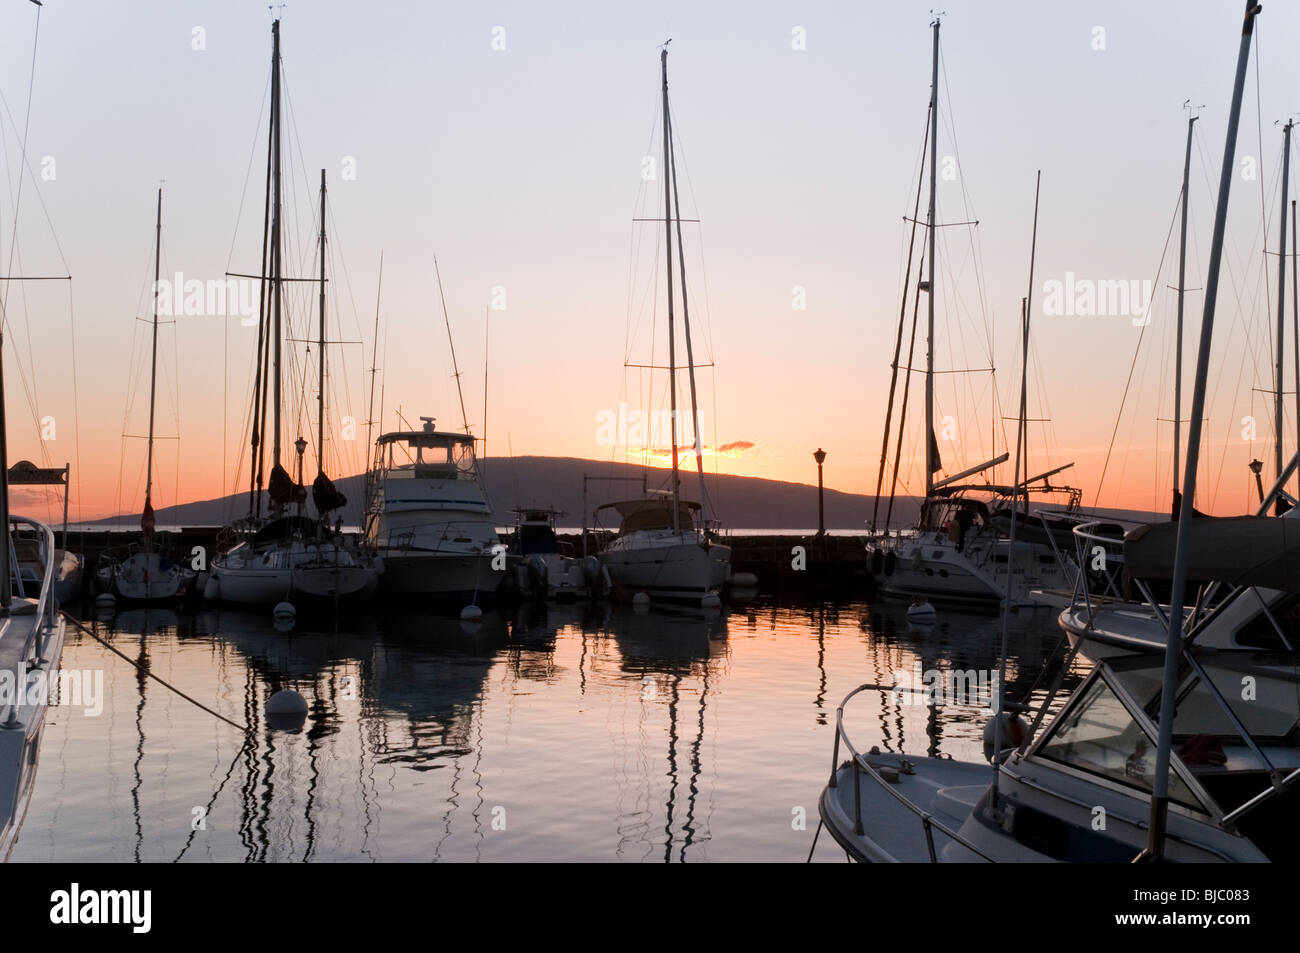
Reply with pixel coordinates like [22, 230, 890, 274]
[295, 436, 307, 457]
[813, 448, 827, 466]
[1249, 458, 1263, 475]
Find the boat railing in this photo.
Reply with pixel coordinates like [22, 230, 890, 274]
[1068, 520, 1131, 627]
[829, 683, 996, 862]
[3, 515, 61, 729]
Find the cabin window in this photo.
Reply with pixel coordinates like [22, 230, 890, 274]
[1038, 675, 1204, 811]
[1235, 593, 1300, 650]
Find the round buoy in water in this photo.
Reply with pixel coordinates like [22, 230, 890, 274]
[267, 689, 308, 731]
[93, 593, 116, 610]
[700, 593, 722, 609]
[729, 571, 758, 588]
[460, 605, 483, 622]
[273, 601, 296, 623]
[632, 591, 651, 608]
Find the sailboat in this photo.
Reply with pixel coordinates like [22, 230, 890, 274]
[818, 2, 1293, 864]
[205, 20, 379, 608]
[1060, 104, 1300, 660]
[865, 19, 1078, 609]
[98, 189, 196, 604]
[595, 46, 731, 607]
[0, 0, 69, 856]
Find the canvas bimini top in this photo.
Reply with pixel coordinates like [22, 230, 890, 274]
[596, 498, 703, 534]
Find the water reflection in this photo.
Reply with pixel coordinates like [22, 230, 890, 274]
[15, 598, 1080, 862]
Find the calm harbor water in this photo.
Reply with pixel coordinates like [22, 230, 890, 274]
[13, 597, 1086, 862]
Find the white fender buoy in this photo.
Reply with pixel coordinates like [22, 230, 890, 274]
[267, 689, 308, 731]
[983, 712, 1029, 762]
[94, 593, 117, 609]
[700, 593, 722, 609]
[460, 605, 483, 622]
[632, 591, 651, 609]
[273, 601, 296, 623]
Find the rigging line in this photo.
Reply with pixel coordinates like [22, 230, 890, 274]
[1253, 27, 1272, 349]
[223, 66, 272, 272]
[873, 102, 931, 530]
[1095, 189, 1181, 507]
[433, 255, 471, 434]
[939, 53, 993, 364]
[663, 94, 716, 365]
[64, 615, 251, 734]
[885, 245, 926, 530]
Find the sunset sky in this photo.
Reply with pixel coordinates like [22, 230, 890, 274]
[3, 0, 1300, 526]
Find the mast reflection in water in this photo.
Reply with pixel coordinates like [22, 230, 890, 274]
[12, 599, 1082, 861]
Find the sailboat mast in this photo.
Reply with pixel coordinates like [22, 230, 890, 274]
[661, 46, 681, 533]
[318, 168, 327, 475]
[270, 18, 283, 475]
[923, 18, 940, 499]
[1293, 198, 1299, 499]
[666, 93, 709, 521]
[145, 187, 162, 510]
[1173, 113, 1196, 516]
[366, 251, 383, 455]
[1274, 119, 1293, 487]
[1144, 0, 1260, 861]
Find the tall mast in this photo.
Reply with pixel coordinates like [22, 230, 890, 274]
[145, 187, 162, 513]
[661, 45, 680, 532]
[1172, 112, 1197, 517]
[1143, 0, 1260, 862]
[1274, 119, 1293, 490]
[923, 18, 940, 499]
[666, 80, 709, 521]
[317, 168, 327, 475]
[270, 18, 283, 475]
[366, 251, 383, 455]
[990, 172, 1040, 803]
[1293, 198, 1299, 499]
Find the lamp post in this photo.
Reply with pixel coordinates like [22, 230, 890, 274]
[1249, 458, 1265, 506]
[295, 436, 307, 516]
[813, 448, 827, 536]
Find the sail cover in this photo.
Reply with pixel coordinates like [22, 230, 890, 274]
[141, 498, 156, 537]
[312, 471, 348, 514]
[1124, 516, 1300, 589]
[268, 463, 305, 508]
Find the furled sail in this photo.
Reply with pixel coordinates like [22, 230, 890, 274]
[268, 463, 305, 507]
[312, 471, 348, 515]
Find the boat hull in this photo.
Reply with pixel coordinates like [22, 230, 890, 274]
[599, 537, 730, 603]
[377, 550, 505, 601]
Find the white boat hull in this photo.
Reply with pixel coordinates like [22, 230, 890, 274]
[599, 536, 730, 602]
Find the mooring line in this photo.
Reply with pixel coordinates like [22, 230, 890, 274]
[63, 613, 252, 734]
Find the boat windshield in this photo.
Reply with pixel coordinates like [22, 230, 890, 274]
[1037, 672, 1205, 812]
[383, 434, 477, 480]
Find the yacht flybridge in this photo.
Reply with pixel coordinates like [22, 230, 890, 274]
[364, 419, 504, 601]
